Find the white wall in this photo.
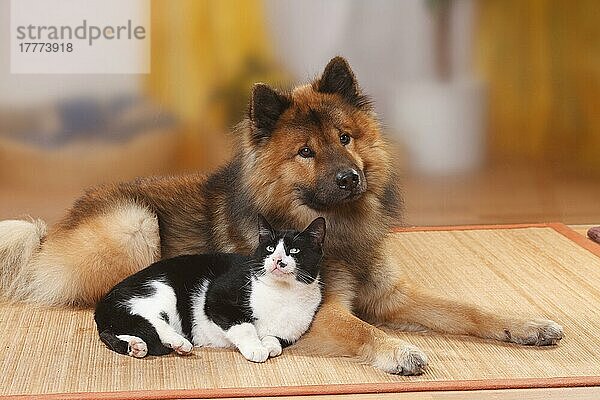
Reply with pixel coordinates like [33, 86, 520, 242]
[265, 0, 435, 124]
[264, 0, 475, 126]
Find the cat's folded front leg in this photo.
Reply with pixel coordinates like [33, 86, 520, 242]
[261, 335, 282, 358]
[225, 323, 270, 363]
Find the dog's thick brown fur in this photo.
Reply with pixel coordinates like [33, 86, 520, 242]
[0, 57, 562, 374]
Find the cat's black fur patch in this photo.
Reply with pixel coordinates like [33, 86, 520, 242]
[276, 337, 294, 349]
[159, 311, 169, 324]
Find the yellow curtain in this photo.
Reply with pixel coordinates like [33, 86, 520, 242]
[475, 0, 600, 173]
[147, 0, 284, 128]
[146, 0, 286, 169]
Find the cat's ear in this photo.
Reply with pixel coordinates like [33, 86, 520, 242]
[257, 214, 275, 244]
[248, 83, 291, 143]
[302, 217, 326, 247]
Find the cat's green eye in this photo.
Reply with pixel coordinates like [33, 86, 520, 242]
[290, 248, 300, 254]
[266, 245, 275, 252]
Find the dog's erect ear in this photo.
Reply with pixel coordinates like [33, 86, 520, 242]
[302, 217, 326, 247]
[249, 83, 291, 142]
[316, 56, 370, 109]
[258, 214, 275, 244]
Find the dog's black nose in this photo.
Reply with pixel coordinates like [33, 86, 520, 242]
[277, 259, 287, 268]
[336, 169, 360, 190]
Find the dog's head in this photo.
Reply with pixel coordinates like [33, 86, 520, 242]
[241, 57, 394, 216]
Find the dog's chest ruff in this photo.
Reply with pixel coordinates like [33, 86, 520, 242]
[250, 277, 321, 342]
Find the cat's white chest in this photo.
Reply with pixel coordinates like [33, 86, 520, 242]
[250, 277, 321, 342]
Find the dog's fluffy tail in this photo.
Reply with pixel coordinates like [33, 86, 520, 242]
[0, 219, 47, 300]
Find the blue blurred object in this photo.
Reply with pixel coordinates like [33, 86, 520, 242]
[60, 98, 107, 139]
[6, 95, 177, 148]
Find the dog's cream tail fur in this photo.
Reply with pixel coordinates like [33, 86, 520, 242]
[0, 219, 47, 300]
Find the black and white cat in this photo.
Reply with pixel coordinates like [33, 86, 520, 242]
[94, 216, 325, 362]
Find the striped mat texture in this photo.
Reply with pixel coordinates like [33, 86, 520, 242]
[1, 224, 599, 399]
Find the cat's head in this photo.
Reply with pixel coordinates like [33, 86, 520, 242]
[254, 215, 326, 284]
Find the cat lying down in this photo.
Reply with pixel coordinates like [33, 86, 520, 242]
[95, 216, 325, 362]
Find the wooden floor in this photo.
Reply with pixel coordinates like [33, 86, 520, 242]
[402, 161, 600, 226]
[2, 161, 599, 227]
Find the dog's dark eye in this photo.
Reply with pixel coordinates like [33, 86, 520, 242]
[340, 133, 351, 145]
[298, 146, 315, 158]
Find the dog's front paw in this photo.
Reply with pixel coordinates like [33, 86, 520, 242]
[372, 338, 427, 375]
[505, 319, 563, 346]
[261, 336, 283, 358]
[239, 344, 270, 363]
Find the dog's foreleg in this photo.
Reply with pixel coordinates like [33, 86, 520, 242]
[297, 300, 427, 375]
[369, 282, 563, 346]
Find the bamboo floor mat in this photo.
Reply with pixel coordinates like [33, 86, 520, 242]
[1, 223, 599, 399]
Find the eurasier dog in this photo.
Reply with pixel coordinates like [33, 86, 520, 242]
[0, 57, 562, 375]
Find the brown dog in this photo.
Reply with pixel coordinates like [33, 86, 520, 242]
[0, 57, 562, 374]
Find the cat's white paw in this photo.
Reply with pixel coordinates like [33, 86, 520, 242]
[130, 340, 148, 358]
[165, 335, 194, 355]
[118, 335, 148, 358]
[173, 339, 194, 355]
[239, 344, 270, 363]
[261, 336, 282, 358]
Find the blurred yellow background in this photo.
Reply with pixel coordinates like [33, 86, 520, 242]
[477, 0, 600, 172]
[0, 0, 599, 226]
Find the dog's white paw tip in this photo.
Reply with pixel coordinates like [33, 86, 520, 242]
[507, 319, 564, 346]
[536, 321, 564, 345]
[374, 341, 428, 376]
[394, 345, 428, 375]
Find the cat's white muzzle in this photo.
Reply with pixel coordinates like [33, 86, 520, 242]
[264, 240, 296, 280]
